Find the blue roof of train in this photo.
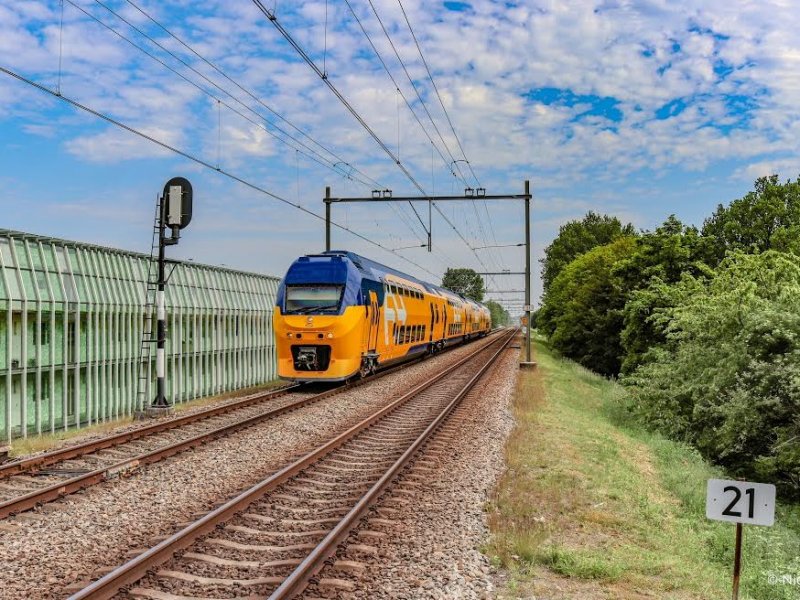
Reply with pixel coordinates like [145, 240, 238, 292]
[321, 250, 482, 307]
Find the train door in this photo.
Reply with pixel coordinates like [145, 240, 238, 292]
[368, 291, 379, 353]
[429, 303, 434, 342]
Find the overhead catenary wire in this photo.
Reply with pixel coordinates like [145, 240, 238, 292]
[251, 0, 430, 239]
[0, 65, 440, 280]
[396, 0, 480, 187]
[120, 0, 384, 191]
[362, 0, 469, 186]
[340, 0, 458, 185]
[93, 0, 429, 245]
[364, 0, 502, 272]
[396, 0, 505, 265]
[74, 0, 371, 189]
[251, 1, 505, 289]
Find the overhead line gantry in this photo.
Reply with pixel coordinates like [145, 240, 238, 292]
[323, 181, 535, 366]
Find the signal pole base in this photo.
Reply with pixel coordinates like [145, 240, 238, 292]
[519, 361, 538, 369]
[143, 405, 174, 418]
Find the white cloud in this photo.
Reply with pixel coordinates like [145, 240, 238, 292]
[5, 0, 800, 302]
[64, 125, 179, 162]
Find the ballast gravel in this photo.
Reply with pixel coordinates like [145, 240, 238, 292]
[308, 342, 518, 599]
[0, 339, 501, 600]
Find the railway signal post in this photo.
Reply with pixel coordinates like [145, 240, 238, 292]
[152, 177, 193, 408]
[323, 180, 534, 366]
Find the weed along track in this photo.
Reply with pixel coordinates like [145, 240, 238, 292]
[67, 329, 516, 600]
[0, 334, 501, 521]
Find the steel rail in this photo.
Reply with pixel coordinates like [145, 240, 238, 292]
[271, 328, 517, 598]
[67, 329, 514, 600]
[0, 384, 300, 478]
[0, 333, 502, 519]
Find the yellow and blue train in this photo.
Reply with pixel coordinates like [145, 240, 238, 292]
[273, 251, 491, 382]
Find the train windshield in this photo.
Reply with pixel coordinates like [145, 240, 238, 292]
[285, 285, 343, 313]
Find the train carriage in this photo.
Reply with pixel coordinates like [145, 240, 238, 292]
[273, 251, 491, 382]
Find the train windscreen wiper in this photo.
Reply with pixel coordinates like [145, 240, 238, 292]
[292, 305, 335, 314]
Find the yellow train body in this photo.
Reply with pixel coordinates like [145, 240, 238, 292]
[274, 252, 491, 382]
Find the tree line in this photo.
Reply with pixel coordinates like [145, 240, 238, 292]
[537, 175, 800, 496]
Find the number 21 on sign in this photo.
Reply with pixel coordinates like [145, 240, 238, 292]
[706, 479, 776, 599]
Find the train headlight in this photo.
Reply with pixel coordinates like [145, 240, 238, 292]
[327, 333, 333, 338]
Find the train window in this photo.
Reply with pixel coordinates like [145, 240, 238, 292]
[285, 285, 343, 313]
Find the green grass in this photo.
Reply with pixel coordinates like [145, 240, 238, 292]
[485, 336, 800, 599]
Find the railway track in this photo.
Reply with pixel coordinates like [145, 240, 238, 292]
[68, 328, 516, 600]
[0, 333, 503, 520]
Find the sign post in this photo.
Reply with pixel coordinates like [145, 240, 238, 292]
[706, 479, 776, 599]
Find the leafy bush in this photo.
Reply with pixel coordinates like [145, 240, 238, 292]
[624, 251, 800, 495]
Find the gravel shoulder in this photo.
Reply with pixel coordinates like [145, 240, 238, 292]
[0, 338, 500, 600]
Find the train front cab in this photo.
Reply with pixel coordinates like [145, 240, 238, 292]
[273, 255, 366, 382]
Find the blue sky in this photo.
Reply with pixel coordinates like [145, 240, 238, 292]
[2, 0, 800, 312]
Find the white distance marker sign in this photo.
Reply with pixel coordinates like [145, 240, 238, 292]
[706, 479, 776, 527]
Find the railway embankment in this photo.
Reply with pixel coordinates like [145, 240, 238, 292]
[486, 337, 800, 600]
